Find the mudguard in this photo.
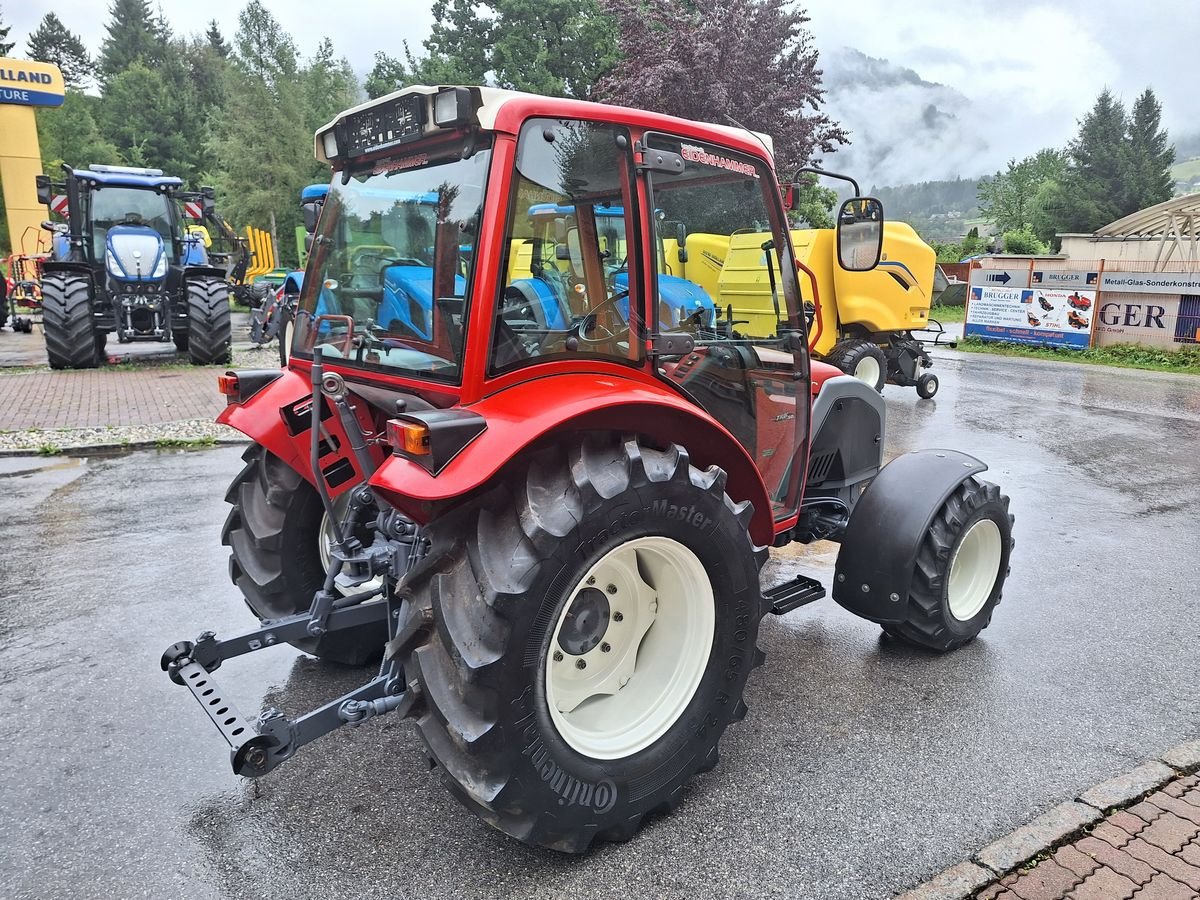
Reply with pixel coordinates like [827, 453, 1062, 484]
[832, 448, 986, 623]
[216, 367, 382, 497]
[368, 371, 776, 546]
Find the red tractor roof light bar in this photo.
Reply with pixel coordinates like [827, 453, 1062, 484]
[162, 85, 1016, 855]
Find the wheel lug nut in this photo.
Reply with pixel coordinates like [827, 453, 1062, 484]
[586, 576, 596, 585]
[613, 611, 623, 621]
[606, 584, 617, 594]
[601, 642, 611, 653]
[553, 651, 563, 662]
[575, 659, 587, 670]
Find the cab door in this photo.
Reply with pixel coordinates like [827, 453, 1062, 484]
[639, 133, 810, 523]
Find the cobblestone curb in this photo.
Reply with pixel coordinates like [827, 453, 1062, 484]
[0, 420, 248, 456]
[896, 741, 1200, 899]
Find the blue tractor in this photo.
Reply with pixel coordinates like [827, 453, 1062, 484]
[34, 164, 234, 368]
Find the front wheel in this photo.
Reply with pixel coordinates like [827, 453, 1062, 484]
[883, 476, 1013, 652]
[397, 436, 766, 852]
[42, 272, 100, 369]
[184, 277, 232, 365]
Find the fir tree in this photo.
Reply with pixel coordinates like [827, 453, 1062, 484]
[98, 0, 167, 84]
[26, 13, 94, 89]
[0, 4, 14, 57]
[1124, 88, 1175, 211]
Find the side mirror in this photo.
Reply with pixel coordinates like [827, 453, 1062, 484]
[781, 183, 795, 210]
[675, 222, 688, 263]
[35, 175, 52, 207]
[836, 197, 884, 271]
[301, 201, 321, 233]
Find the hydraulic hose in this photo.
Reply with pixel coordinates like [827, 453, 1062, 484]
[309, 348, 344, 548]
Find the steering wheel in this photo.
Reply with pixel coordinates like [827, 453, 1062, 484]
[569, 289, 630, 345]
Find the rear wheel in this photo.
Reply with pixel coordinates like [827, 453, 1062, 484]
[185, 277, 232, 365]
[222, 444, 384, 665]
[883, 476, 1013, 652]
[396, 436, 766, 852]
[827, 338, 887, 392]
[42, 272, 100, 370]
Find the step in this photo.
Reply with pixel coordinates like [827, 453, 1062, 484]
[765, 574, 826, 616]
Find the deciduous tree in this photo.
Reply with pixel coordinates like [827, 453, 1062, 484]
[596, 0, 847, 177]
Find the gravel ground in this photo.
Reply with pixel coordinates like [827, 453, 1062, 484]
[0, 345, 278, 454]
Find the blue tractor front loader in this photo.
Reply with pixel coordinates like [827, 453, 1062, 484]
[34, 164, 234, 369]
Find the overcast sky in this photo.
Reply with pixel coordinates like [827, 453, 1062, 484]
[6, 0, 1197, 182]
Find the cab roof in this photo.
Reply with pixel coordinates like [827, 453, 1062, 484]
[72, 164, 183, 190]
[315, 85, 776, 169]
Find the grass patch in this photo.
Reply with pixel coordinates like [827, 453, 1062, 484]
[37, 443, 63, 456]
[930, 304, 966, 323]
[958, 336, 1200, 375]
[154, 435, 218, 450]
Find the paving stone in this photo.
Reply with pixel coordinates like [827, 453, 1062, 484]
[1148, 794, 1200, 828]
[1093, 821, 1138, 849]
[896, 861, 996, 900]
[975, 803, 1102, 874]
[1008, 860, 1079, 899]
[1181, 789, 1200, 809]
[1064, 866, 1138, 900]
[975, 884, 1007, 900]
[1163, 776, 1200, 798]
[1178, 841, 1200, 868]
[1132, 873, 1198, 900]
[1129, 800, 1169, 824]
[1079, 762, 1175, 811]
[1139, 811, 1200, 855]
[1052, 846, 1100, 879]
[1074, 836, 1156, 885]
[1123, 838, 1200, 891]
[1162, 742, 1200, 770]
[1110, 810, 1152, 836]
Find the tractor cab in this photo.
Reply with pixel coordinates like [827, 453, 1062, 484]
[290, 88, 844, 525]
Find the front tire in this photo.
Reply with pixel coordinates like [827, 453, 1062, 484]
[184, 277, 232, 365]
[827, 338, 887, 392]
[884, 476, 1013, 652]
[396, 436, 766, 852]
[42, 272, 100, 370]
[222, 444, 384, 665]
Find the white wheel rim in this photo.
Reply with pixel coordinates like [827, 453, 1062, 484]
[854, 354, 881, 387]
[318, 492, 382, 596]
[546, 536, 715, 760]
[947, 518, 1002, 621]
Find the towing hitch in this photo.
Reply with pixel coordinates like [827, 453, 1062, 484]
[161, 594, 420, 777]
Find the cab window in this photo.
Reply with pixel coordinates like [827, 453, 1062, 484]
[489, 118, 643, 374]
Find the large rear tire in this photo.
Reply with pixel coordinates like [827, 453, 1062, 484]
[883, 476, 1013, 652]
[395, 435, 766, 852]
[185, 277, 232, 365]
[827, 338, 887, 392]
[42, 272, 100, 370]
[222, 444, 384, 665]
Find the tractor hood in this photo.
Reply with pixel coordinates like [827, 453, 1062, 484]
[105, 224, 167, 282]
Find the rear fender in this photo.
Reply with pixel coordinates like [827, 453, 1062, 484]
[217, 367, 383, 498]
[182, 265, 228, 282]
[369, 373, 775, 545]
[832, 449, 986, 623]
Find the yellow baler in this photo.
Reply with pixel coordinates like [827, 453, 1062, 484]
[669, 220, 940, 396]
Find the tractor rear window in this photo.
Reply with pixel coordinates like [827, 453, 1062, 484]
[292, 142, 492, 383]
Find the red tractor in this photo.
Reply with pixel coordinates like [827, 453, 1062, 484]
[162, 86, 1014, 853]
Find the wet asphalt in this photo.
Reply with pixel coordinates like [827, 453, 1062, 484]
[0, 349, 1197, 899]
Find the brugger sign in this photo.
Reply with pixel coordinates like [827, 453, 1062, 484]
[0, 58, 65, 107]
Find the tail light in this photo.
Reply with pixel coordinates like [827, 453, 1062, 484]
[386, 410, 487, 474]
[387, 419, 431, 456]
[217, 370, 284, 405]
[217, 372, 240, 403]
